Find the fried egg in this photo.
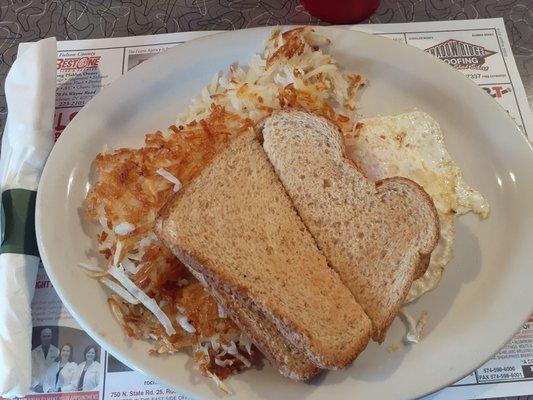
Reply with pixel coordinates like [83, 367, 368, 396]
[345, 110, 489, 302]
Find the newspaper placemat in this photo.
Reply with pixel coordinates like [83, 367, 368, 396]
[16, 18, 533, 400]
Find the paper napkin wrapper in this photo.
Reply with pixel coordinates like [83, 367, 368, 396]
[0, 37, 56, 398]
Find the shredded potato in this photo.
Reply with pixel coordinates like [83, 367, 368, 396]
[85, 27, 363, 390]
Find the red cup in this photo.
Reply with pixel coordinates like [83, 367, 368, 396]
[301, 0, 381, 24]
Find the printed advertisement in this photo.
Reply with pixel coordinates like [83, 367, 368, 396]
[356, 20, 532, 137]
[27, 264, 104, 399]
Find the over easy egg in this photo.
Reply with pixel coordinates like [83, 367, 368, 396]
[345, 110, 489, 302]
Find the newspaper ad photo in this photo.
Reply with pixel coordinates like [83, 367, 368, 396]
[30, 327, 103, 395]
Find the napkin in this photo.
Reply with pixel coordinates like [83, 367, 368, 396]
[0, 37, 57, 398]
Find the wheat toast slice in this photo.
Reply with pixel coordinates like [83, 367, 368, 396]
[260, 110, 439, 342]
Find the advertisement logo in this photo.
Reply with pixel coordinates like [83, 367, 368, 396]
[425, 39, 496, 70]
[57, 56, 101, 71]
[483, 86, 511, 98]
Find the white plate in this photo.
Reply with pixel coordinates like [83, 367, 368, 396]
[36, 26, 533, 400]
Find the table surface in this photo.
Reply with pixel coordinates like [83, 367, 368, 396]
[0, 0, 532, 133]
[0, 1, 532, 399]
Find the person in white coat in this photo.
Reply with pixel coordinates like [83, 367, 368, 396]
[31, 328, 60, 392]
[73, 345, 101, 391]
[42, 343, 78, 392]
